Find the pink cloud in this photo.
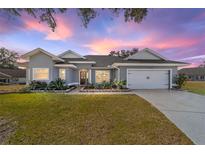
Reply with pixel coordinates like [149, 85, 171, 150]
[83, 34, 156, 54]
[84, 38, 138, 54]
[179, 63, 199, 69]
[24, 16, 73, 41]
[84, 34, 204, 55]
[154, 37, 201, 49]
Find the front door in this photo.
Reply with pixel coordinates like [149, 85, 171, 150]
[80, 70, 88, 85]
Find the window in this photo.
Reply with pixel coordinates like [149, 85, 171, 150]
[95, 70, 110, 83]
[33, 68, 49, 80]
[59, 69, 66, 80]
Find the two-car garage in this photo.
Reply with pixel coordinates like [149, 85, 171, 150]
[127, 69, 171, 89]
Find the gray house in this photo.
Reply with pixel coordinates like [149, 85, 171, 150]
[178, 67, 205, 81]
[21, 48, 187, 89]
[0, 68, 26, 84]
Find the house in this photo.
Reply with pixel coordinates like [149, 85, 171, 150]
[0, 68, 26, 84]
[21, 48, 187, 89]
[178, 67, 205, 81]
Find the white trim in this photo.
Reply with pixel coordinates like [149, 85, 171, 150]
[28, 68, 30, 81]
[126, 68, 172, 89]
[32, 68, 49, 81]
[22, 48, 64, 62]
[112, 63, 187, 67]
[143, 48, 168, 60]
[91, 67, 112, 69]
[169, 69, 172, 89]
[111, 66, 120, 81]
[58, 50, 86, 59]
[124, 48, 168, 60]
[89, 69, 92, 83]
[118, 68, 120, 81]
[54, 64, 77, 69]
[69, 61, 96, 64]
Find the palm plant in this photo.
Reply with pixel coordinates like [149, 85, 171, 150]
[48, 78, 67, 90]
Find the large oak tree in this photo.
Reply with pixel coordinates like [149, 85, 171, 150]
[1, 8, 148, 31]
[0, 47, 19, 68]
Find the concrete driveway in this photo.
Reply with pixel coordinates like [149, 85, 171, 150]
[134, 90, 205, 145]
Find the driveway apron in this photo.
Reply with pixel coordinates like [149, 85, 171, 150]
[134, 90, 205, 145]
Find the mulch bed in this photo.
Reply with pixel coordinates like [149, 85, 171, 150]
[80, 87, 131, 92]
[30, 87, 76, 93]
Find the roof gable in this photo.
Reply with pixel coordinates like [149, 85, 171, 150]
[124, 48, 167, 60]
[21, 48, 64, 62]
[58, 50, 85, 59]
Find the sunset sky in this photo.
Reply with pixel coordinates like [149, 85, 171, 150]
[1, 8, 205, 67]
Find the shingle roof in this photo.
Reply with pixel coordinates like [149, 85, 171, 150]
[0, 68, 26, 78]
[57, 55, 187, 67]
[178, 67, 205, 75]
[84, 55, 124, 67]
[84, 55, 187, 67]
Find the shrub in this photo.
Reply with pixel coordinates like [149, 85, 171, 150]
[29, 80, 48, 90]
[19, 86, 31, 93]
[113, 80, 126, 89]
[175, 74, 187, 89]
[101, 82, 112, 89]
[93, 82, 112, 89]
[48, 78, 68, 90]
[84, 83, 95, 89]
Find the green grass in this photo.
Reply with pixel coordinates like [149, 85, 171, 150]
[183, 81, 205, 95]
[0, 93, 192, 144]
[0, 84, 26, 93]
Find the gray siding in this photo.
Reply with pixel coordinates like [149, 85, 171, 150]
[119, 66, 178, 83]
[66, 68, 75, 84]
[52, 67, 58, 80]
[27, 52, 55, 83]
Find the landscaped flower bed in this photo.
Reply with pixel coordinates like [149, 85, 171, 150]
[31, 86, 76, 93]
[79, 80, 130, 92]
[22, 78, 76, 93]
[80, 87, 130, 92]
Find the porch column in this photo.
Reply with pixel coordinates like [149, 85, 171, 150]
[89, 69, 92, 83]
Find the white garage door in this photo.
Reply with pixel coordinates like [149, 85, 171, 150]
[127, 69, 170, 89]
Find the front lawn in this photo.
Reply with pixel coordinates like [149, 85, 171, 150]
[0, 93, 192, 144]
[183, 81, 205, 95]
[0, 84, 26, 93]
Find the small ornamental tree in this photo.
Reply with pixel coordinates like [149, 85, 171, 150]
[175, 74, 187, 89]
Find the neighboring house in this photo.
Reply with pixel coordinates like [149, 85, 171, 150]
[21, 48, 187, 89]
[0, 68, 26, 84]
[178, 67, 205, 81]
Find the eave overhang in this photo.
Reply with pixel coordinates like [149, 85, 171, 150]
[54, 64, 77, 69]
[112, 63, 189, 67]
